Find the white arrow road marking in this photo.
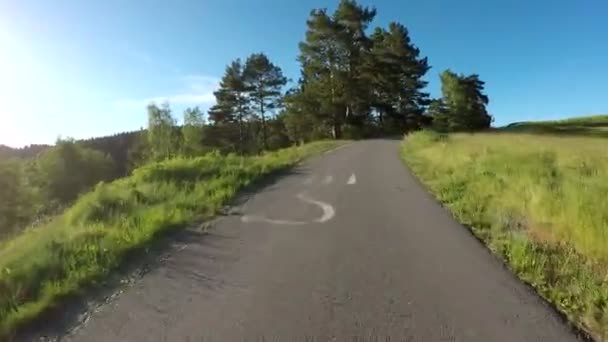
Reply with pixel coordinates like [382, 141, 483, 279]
[296, 193, 335, 223]
[241, 192, 335, 225]
[322, 175, 333, 185]
[347, 173, 357, 185]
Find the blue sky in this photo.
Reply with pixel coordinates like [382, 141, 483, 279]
[0, 0, 606, 147]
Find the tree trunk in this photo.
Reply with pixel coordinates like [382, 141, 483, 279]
[237, 97, 244, 154]
[260, 100, 267, 150]
[333, 121, 342, 139]
[238, 114, 244, 154]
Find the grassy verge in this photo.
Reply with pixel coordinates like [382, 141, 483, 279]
[401, 131, 608, 340]
[0, 140, 345, 338]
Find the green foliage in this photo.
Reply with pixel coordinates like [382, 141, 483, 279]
[288, 0, 431, 138]
[80, 131, 142, 177]
[147, 102, 181, 160]
[0, 144, 49, 161]
[364, 23, 430, 132]
[430, 70, 492, 131]
[0, 140, 116, 239]
[0, 161, 35, 238]
[182, 106, 207, 156]
[32, 139, 115, 206]
[426, 99, 450, 132]
[208, 59, 250, 153]
[207, 54, 289, 154]
[0, 140, 344, 338]
[402, 131, 608, 338]
[243, 53, 288, 149]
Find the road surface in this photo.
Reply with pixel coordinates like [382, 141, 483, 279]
[56, 139, 579, 341]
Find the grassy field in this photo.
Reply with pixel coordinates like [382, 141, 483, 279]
[401, 128, 608, 340]
[0, 140, 344, 338]
[503, 114, 608, 138]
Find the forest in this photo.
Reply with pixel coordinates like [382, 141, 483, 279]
[0, 0, 491, 240]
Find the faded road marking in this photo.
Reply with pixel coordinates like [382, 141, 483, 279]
[303, 177, 313, 185]
[322, 175, 334, 185]
[241, 193, 335, 225]
[347, 173, 357, 185]
[323, 143, 350, 155]
[296, 193, 335, 223]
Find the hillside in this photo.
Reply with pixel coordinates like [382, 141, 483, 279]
[502, 114, 608, 138]
[0, 144, 51, 160]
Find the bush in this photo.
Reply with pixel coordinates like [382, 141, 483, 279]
[32, 139, 115, 206]
[0, 161, 35, 238]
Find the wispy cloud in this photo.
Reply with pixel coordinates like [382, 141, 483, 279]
[116, 75, 220, 109]
[120, 43, 181, 74]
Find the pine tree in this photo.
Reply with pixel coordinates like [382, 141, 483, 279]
[243, 53, 287, 149]
[297, 8, 348, 138]
[208, 59, 250, 153]
[332, 0, 377, 130]
[365, 23, 430, 133]
[295, 1, 377, 139]
[439, 70, 492, 131]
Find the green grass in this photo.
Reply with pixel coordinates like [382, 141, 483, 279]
[503, 114, 608, 138]
[402, 130, 608, 340]
[0, 140, 345, 338]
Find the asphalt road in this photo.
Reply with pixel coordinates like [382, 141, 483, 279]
[58, 139, 579, 342]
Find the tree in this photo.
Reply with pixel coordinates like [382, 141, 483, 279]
[147, 102, 180, 160]
[427, 98, 450, 132]
[332, 0, 377, 132]
[33, 138, 115, 205]
[243, 53, 287, 149]
[208, 59, 250, 153]
[297, 7, 348, 138]
[294, 1, 377, 138]
[438, 70, 493, 131]
[0, 160, 35, 237]
[291, 0, 434, 138]
[182, 106, 206, 155]
[364, 23, 430, 133]
[264, 115, 291, 150]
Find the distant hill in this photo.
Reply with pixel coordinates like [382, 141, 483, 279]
[0, 144, 51, 160]
[0, 130, 144, 176]
[79, 130, 144, 176]
[502, 115, 608, 138]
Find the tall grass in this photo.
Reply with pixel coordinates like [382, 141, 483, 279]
[402, 131, 608, 340]
[0, 140, 344, 338]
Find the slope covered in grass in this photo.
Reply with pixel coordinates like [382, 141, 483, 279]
[0, 140, 344, 338]
[402, 131, 608, 339]
[504, 114, 608, 138]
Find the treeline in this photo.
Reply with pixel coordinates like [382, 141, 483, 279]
[0, 0, 493, 239]
[0, 144, 50, 160]
[0, 139, 115, 238]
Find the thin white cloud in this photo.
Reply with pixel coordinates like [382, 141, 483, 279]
[116, 75, 220, 109]
[120, 43, 181, 74]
